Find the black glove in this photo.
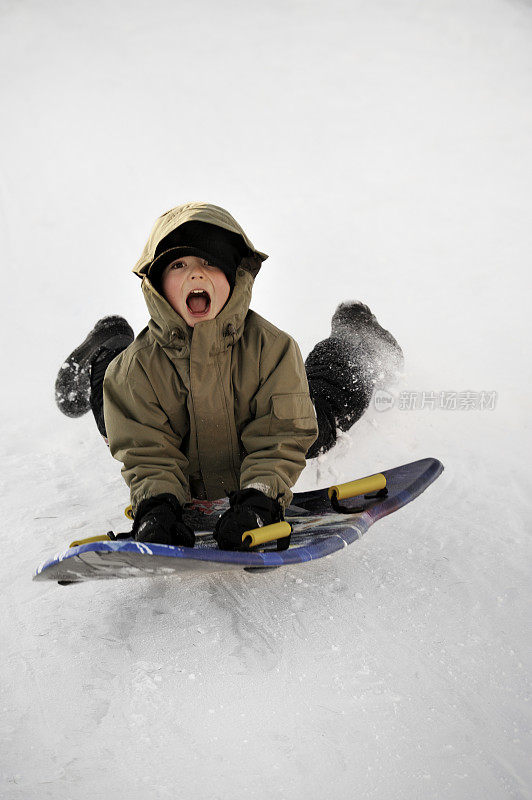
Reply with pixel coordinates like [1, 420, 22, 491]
[213, 488, 283, 551]
[132, 494, 195, 547]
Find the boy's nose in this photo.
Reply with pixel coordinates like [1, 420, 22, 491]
[190, 261, 208, 278]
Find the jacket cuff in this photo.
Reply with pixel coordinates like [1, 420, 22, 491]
[132, 484, 189, 516]
[241, 481, 292, 511]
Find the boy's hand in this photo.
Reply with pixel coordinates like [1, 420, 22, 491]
[213, 488, 283, 551]
[132, 494, 195, 547]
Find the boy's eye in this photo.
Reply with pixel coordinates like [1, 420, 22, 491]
[169, 260, 212, 270]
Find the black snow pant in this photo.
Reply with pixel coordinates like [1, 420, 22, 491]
[304, 336, 374, 458]
[89, 353, 112, 442]
[90, 335, 376, 460]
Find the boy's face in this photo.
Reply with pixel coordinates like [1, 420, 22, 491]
[160, 256, 231, 327]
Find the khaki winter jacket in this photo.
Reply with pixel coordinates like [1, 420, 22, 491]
[103, 202, 318, 514]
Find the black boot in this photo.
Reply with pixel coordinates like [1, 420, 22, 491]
[331, 301, 404, 388]
[305, 301, 403, 459]
[55, 316, 134, 421]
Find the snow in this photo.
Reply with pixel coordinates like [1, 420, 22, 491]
[1, 0, 531, 798]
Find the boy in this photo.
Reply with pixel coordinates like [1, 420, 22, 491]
[55, 201, 403, 551]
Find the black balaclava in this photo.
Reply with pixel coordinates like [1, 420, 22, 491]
[149, 220, 249, 294]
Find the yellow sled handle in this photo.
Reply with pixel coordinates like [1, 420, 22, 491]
[125, 505, 134, 520]
[328, 472, 386, 501]
[242, 521, 292, 548]
[69, 533, 112, 548]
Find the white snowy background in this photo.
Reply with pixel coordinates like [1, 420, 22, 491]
[1, 0, 531, 798]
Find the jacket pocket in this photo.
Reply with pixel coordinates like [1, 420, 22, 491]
[268, 393, 317, 436]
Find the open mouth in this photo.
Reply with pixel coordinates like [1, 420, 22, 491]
[186, 289, 211, 317]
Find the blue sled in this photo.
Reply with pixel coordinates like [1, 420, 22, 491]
[33, 458, 443, 584]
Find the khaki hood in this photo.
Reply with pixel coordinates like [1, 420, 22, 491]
[133, 201, 268, 279]
[133, 201, 268, 349]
